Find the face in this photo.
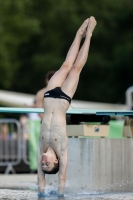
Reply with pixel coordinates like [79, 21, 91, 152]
[41, 153, 58, 171]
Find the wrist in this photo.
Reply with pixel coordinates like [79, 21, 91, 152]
[58, 186, 64, 195]
[38, 186, 45, 194]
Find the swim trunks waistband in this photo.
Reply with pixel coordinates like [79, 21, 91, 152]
[44, 87, 71, 104]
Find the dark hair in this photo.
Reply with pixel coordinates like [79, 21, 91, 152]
[42, 162, 59, 174]
[45, 71, 55, 81]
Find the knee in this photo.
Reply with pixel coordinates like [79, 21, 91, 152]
[69, 67, 80, 77]
[72, 64, 82, 73]
[61, 61, 72, 71]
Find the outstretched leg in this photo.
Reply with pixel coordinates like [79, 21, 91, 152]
[61, 17, 97, 98]
[46, 19, 89, 92]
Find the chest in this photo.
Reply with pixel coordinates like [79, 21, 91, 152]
[40, 132, 68, 156]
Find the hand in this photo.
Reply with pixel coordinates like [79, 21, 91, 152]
[38, 187, 44, 194]
[49, 190, 64, 197]
[38, 194, 64, 200]
[38, 190, 64, 197]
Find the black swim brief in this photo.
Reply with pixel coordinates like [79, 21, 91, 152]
[44, 87, 71, 104]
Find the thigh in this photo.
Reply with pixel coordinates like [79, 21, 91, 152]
[46, 66, 69, 92]
[61, 68, 80, 98]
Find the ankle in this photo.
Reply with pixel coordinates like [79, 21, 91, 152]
[86, 31, 92, 38]
[76, 30, 84, 39]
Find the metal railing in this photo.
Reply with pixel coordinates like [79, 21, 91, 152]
[22, 134, 30, 165]
[0, 119, 21, 174]
[22, 119, 41, 169]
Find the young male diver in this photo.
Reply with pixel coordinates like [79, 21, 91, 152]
[38, 16, 97, 196]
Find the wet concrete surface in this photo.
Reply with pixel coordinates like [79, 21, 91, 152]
[0, 175, 133, 200]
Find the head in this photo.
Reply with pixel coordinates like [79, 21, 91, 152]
[45, 70, 55, 85]
[41, 151, 59, 174]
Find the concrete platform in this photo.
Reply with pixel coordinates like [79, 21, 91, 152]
[1, 138, 133, 195]
[45, 138, 133, 193]
[0, 174, 37, 190]
[0, 174, 36, 183]
[1, 174, 133, 199]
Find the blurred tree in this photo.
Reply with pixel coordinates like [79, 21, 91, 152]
[0, 0, 40, 89]
[0, 0, 133, 104]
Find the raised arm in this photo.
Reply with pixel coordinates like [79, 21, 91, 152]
[37, 139, 46, 195]
[58, 149, 68, 196]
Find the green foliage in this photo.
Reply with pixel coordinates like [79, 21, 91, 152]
[0, 0, 40, 88]
[0, 0, 133, 103]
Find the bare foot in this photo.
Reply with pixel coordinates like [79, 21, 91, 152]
[77, 18, 89, 38]
[86, 16, 97, 36]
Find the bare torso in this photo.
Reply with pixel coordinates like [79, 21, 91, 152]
[39, 98, 69, 158]
[38, 17, 97, 195]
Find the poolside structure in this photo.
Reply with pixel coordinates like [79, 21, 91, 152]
[0, 107, 133, 192]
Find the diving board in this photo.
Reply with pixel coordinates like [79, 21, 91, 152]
[0, 107, 133, 116]
[0, 107, 96, 114]
[96, 111, 133, 116]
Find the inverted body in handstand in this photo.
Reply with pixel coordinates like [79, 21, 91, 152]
[38, 16, 97, 196]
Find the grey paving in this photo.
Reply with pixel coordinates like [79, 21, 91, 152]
[0, 175, 133, 199]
